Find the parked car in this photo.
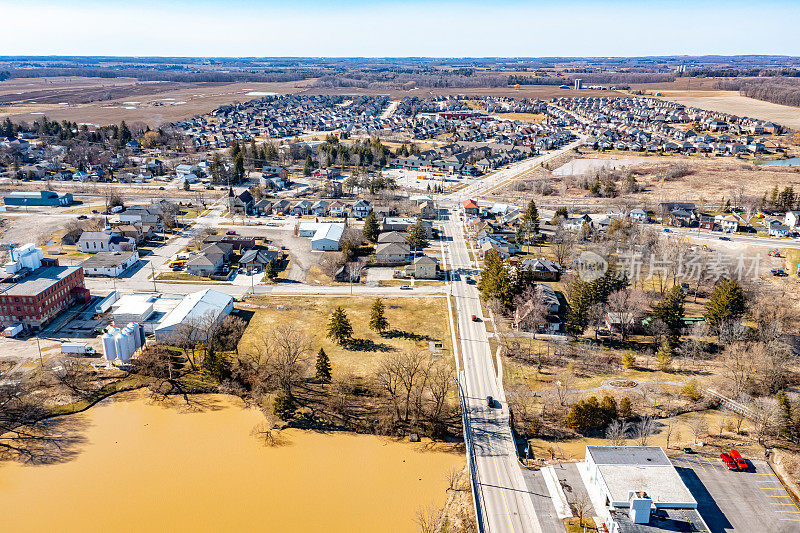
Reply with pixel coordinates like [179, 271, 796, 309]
[400, 285, 412, 290]
[471, 315, 479, 322]
[77, 214, 88, 220]
[158, 186, 165, 190]
[465, 275, 475, 284]
[226, 230, 237, 235]
[662, 228, 671, 233]
[771, 269, 788, 277]
[486, 396, 494, 408]
[729, 450, 748, 470]
[719, 236, 730, 241]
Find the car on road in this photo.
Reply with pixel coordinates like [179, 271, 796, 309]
[158, 186, 165, 190]
[471, 314, 479, 322]
[77, 214, 88, 220]
[486, 396, 494, 408]
[465, 275, 475, 284]
[400, 284, 412, 290]
[719, 236, 731, 241]
[226, 230, 237, 235]
[265, 222, 277, 226]
[663, 228, 671, 233]
[273, 216, 284, 220]
[771, 269, 788, 277]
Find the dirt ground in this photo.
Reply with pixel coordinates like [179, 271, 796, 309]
[0, 78, 312, 127]
[489, 152, 800, 208]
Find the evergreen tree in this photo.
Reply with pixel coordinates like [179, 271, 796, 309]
[522, 199, 540, 241]
[183, 179, 190, 191]
[406, 220, 429, 251]
[362, 211, 380, 242]
[327, 306, 353, 345]
[651, 285, 685, 337]
[477, 251, 513, 308]
[119, 121, 132, 145]
[315, 348, 332, 383]
[565, 278, 593, 336]
[265, 261, 278, 281]
[369, 298, 389, 335]
[656, 341, 675, 371]
[273, 386, 295, 420]
[303, 155, 313, 176]
[618, 397, 633, 419]
[233, 152, 245, 184]
[704, 278, 746, 327]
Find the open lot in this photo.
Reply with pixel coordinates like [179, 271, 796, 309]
[673, 456, 800, 532]
[0, 78, 312, 127]
[238, 296, 453, 377]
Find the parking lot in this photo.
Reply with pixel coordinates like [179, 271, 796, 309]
[672, 455, 800, 532]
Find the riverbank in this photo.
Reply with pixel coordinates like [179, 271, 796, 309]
[0, 390, 464, 533]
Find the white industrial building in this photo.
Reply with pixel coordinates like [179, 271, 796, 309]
[298, 222, 345, 251]
[584, 446, 708, 533]
[153, 288, 233, 340]
[2, 243, 44, 275]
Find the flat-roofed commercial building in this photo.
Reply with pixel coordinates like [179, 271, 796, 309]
[3, 190, 73, 207]
[0, 266, 88, 330]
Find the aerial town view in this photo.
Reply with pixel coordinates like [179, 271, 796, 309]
[3, 1, 800, 532]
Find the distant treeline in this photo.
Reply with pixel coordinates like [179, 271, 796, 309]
[715, 77, 800, 107]
[508, 72, 674, 86]
[0, 67, 319, 83]
[688, 68, 800, 78]
[312, 71, 506, 89]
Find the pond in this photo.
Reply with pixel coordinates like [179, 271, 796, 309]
[757, 157, 800, 166]
[0, 392, 463, 532]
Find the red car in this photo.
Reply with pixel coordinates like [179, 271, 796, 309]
[720, 452, 737, 470]
[729, 450, 748, 470]
[226, 230, 237, 235]
[471, 315, 479, 322]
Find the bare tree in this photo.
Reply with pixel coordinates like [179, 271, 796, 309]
[416, 504, 442, 533]
[606, 288, 648, 340]
[553, 369, 575, 407]
[689, 414, 708, 444]
[634, 416, 656, 446]
[551, 227, 575, 267]
[606, 419, 631, 446]
[751, 397, 778, 446]
[513, 285, 549, 336]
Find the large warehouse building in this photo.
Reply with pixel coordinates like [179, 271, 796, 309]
[153, 289, 233, 340]
[3, 190, 73, 207]
[0, 265, 89, 330]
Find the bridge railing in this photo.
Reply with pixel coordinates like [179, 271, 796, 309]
[455, 374, 489, 533]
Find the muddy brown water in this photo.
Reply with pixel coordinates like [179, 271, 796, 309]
[0, 391, 463, 532]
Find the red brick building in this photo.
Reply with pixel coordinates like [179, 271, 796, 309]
[0, 266, 89, 330]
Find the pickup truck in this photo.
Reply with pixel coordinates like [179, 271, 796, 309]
[720, 452, 737, 470]
[729, 450, 748, 470]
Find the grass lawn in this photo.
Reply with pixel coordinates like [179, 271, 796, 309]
[239, 296, 453, 377]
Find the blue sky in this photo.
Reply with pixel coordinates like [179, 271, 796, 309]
[3, 0, 799, 57]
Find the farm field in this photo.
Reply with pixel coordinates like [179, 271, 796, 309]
[0, 78, 313, 127]
[657, 91, 800, 129]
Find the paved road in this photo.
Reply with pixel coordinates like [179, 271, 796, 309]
[442, 214, 541, 533]
[433, 145, 578, 533]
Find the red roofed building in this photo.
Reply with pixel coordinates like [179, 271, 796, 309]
[463, 199, 480, 217]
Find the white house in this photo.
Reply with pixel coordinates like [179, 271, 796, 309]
[629, 208, 648, 223]
[785, 211, 800, 228]
[352, 200, 370, 219]
[77, 231, 136, 253]
[715, 214, 739, 233]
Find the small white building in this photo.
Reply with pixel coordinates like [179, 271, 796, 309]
[629, 208, 648, 223]
[298, 222, 345, 251]
[785, 211, 800, 228]
[584, 446, 706, 533]
[79, 250, 139, 277]
[112, 294, 156, 325]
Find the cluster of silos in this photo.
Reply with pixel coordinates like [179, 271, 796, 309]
[100, 322, 145, 364]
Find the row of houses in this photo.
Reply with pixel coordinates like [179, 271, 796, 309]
[553, 96, 786, 156]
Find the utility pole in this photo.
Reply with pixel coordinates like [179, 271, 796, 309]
[36, 335, 43, 368]
[150, 261, 157, 293]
